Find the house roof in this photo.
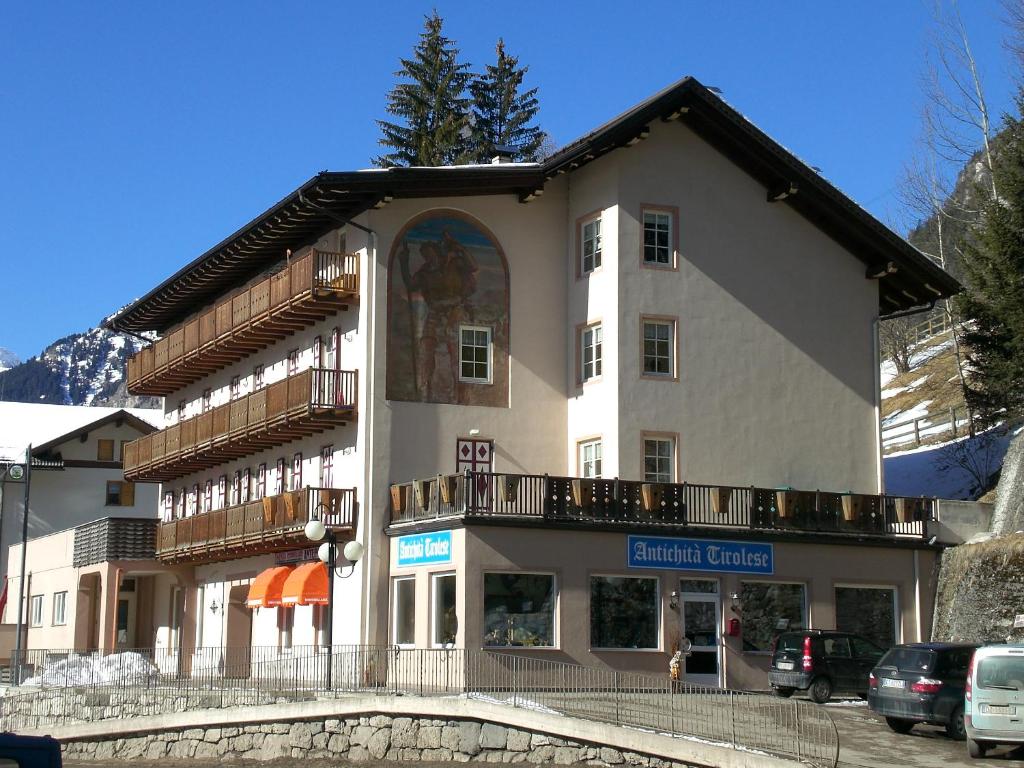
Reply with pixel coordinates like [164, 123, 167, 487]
[0, 403, 162, 462]
[107, 76, 959, 334]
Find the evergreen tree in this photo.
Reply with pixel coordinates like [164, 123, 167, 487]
[375, 13, 472, 168]
[469, 40, 543, 163]
[957, 91, 1024, 424]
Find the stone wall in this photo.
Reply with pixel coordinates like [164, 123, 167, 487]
[61, 715, 699, 767]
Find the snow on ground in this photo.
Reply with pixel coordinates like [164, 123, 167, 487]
[881, 385, 907, 398]
[880, 359, 898, 389]
[883, 399, 933, 426]
[884, 428, 1020, 500]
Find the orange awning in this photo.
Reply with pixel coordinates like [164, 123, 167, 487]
[246, 566, 293, 608]
[281, 561, 329, 606]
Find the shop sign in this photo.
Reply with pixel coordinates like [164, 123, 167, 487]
[397, 531, 452, 567]
[276, 547, 318, 565]
[627, 535, 773, 575]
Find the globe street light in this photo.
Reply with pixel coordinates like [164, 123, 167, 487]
[305, 517, 363, 690]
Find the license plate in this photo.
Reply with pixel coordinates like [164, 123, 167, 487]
[985, 704, 1016, 714]
[881, 678, 905, 689]
[777, 661, 794, 671]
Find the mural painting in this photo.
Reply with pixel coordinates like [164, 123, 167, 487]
[386, 211, 509, 406]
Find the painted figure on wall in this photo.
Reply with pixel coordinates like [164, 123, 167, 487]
[387, 211, 509, 406]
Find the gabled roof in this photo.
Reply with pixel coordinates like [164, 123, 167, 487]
[0, 403, 162, 461]
[108, 76, 959, 334]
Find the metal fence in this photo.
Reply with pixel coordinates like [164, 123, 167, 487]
[1, 645, 839, 767]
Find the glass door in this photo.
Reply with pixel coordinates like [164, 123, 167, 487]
[680, 579, 722, 687]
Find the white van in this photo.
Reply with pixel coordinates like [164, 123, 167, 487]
[965, 644, 1024, 758]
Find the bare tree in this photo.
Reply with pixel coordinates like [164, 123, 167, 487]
[879, 314, 916, 375]
[934, 427, 1007, 497]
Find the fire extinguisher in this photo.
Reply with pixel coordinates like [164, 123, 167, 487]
[727, 618, 741, 637]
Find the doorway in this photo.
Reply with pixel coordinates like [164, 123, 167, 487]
[456, 437, 493, 510]
[224, 584, 252, 679]
[116, 579, 138, 649]
[679, 579, 722, 687]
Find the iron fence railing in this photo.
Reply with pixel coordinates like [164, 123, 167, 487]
[390, 471, 934, 540]
[0, 645, 839, 768]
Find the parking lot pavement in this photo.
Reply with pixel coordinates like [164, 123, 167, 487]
[825, 700, 1024, 767]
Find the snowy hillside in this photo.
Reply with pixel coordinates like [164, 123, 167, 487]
[0, 325, 158, 408]
[0, 347, 19, 373]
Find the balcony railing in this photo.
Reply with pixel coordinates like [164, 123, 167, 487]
[388, 472, 935, 540]
[123, 368, 357, 483]
[156, 486, 356, 564]
[126, 249, 359, 396]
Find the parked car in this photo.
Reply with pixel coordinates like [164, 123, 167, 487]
[769, 629, 885, 703]
[965, 644, 1024, 758]
[867, 642, 979, 740]
[0, 733, 62, 767]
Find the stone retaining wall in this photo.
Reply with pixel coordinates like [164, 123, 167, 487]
[61, 714, 698, 767]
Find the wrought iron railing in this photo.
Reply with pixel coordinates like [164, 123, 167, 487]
[389, 471, 935, 539]
[126, 248, 359, 396]
[156, 486, 356, 562]
[1, 645, 840, 768]
[123, 368, 356, 482]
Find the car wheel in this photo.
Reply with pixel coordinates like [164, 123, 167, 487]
[772, 686, 795, 698]
[967, 737, 988, 759]
[946, 706, 966, 741]
[808, 676, 833, 703]
[885, 717, 914, 734]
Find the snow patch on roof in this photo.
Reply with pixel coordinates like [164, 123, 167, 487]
[0, 403, 162, 462]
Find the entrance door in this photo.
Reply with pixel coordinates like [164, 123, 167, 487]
[224, 584, 253, 679]
[456, 438, 493, 510]
[680, 579, 722, 687]
[116, 581, 137, 649]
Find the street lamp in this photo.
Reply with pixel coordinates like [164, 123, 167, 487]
[304, 518, 363, 690]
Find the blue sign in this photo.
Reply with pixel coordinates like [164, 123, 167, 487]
[396, 531, 453, 567]
[627, 535, 773, 575]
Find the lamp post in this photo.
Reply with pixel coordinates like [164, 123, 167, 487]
[304, 518, 363, 691]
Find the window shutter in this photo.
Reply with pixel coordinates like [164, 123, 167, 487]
[123, 481, 135, 506]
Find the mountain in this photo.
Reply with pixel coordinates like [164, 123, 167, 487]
[0, 325, 159, 408]
[0, 348, 19, 373]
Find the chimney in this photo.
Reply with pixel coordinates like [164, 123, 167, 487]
[490, 144, 516, 164]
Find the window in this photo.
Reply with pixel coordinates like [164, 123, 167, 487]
[97, 439, 114, 461]
[177, 488, 185, 518]
[483, 573, 556, 648]
[253, 364, 265, 390]
[642, 209, 673, 266]
[189, 484, 199, 516]
[202, 388, 212, 412]
[178, 400, 186, 421]
[590, 576, 659, 650]
[459, 326, 492, 383]
[163, 491, 174, 521]
[313, 335, 323, 367]
[643, 437, 675, 483]
[257, 463, 267, 499]
[291, 453, 303, 491]
[642, 319, 675, 376]
[217, 475, 227, 509]
[275, 458, 285, 495]
[739, 582, 806, 652]
[29, 595, 43, 627]
[314, 604, 327, 648]
[836, 586, 897, 650]
[320, 445, 333, 487]
[581, 323, 602, 382]
[230, 376, 240, 400]
[581, 216, 602, 274]
[432, 573, 457, 647]
[393, 577, 416, 647]
[52, 591, 67, 626]
[105, 481, 135, 506]
[204, 480, 213, 512]
[287, 349, 300, 377]
[277, 607, 293, 650]
[242, 468, 251, 503]
[579, 440, 602, 478]
[231, 470, 242, 506]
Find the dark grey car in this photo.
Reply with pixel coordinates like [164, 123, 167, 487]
[769, 629, 885, 703]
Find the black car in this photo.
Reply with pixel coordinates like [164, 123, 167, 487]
[867, 642, 979, 741]
[768, 629, 885, 703]
[0, 733, 62, 767]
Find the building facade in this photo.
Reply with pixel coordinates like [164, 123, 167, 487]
[111, 77, 960, 689]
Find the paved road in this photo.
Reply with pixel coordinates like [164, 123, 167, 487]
[826, 701, 1024, 767]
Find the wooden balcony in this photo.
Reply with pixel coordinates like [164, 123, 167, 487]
[156, 486, 356, 564]
[126, 249, 359, 396]
[388, 472, 936, 541]
[123, 368, 356, 483]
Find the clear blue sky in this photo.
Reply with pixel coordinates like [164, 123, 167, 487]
[0, 1, 1015, 360]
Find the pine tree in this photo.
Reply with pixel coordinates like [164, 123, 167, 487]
[957, 91, 1024, 424]
[375, 13, 472, 168]
[469, 40, 543, 163]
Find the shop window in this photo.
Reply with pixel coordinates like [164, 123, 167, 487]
[579, 440, 602, 478]
[29, 595, 43, 627]
[739, 582, 806, 652]
[590, 576, 659, 650]
[314, 605, 327, 648]
[52, 591, 67, 626]
[432, 573, 457, 647]
[483, 573, 555, 648]
[278, 607, 294, 650]
[835, 586, 897, 650]
[97, 439, 114, 461]
[643, 437, 675, 483]
[680, 579, 718, 594]
[106, 481, 135, 507]
[393, 576, 416, 647]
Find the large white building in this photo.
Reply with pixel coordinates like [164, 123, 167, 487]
[109, 77, 960, 689]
